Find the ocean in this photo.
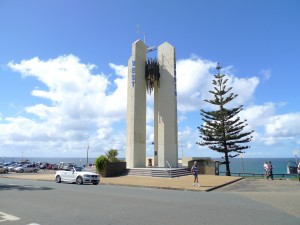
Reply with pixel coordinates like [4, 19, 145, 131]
[2, 157, 299, 176]
[216, 158, 298, 175]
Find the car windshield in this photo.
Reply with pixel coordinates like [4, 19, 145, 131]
[73, 166, 85, 172]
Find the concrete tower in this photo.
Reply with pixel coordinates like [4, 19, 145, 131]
[126, 40, 178, 168]
[155, 42, 178, 167]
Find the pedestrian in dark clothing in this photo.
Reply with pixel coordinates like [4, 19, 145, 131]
[297, 162, 300, 181]
[266, 161, 274, 180]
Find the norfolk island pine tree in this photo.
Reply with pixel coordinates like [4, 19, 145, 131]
[197, 63, 254, 176]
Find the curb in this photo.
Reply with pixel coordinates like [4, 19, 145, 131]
[205, 177, 244, 192]
[98, 180, 243, 192]
[99, 182, 205, 192]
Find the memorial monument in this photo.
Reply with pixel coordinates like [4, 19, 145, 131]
[126, 40, 178, 168]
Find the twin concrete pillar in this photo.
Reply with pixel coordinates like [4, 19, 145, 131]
[126, 40, 178, 168]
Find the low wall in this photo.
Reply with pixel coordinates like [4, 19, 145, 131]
[188, 159, 218, 175]
[100, 161, 126, 177]
[182, 157, 211, 167]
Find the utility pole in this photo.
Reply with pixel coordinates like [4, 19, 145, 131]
[86, 145, 89, 167]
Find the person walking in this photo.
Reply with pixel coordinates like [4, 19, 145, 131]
[191, 161, 200, 186]
[266, 161, 274, 180]
[263, 162, 268, 178]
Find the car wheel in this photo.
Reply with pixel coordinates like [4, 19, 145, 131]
[4, 170, 8, 174]
[92, 181, 99, 185]
[34, 169, 38, 173]
[76, 176, 83, 185]
[20, 169, 24, 173]
[55, 175, 61, 183]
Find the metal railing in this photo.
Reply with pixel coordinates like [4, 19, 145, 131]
[219, 172, 299, 179]
[166, 160, 172, 178]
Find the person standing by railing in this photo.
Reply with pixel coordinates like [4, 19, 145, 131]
[266, 161, 274, 180]
[191, 161, 200, 186]
[263, 162, 268, 178]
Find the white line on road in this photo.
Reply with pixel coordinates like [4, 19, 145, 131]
[0, 211, 20, 222]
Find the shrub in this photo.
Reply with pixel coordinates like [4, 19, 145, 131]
[95, 155, 109, 172]
[105, 149, 119, 162]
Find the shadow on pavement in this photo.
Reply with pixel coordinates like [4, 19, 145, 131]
[0, 183, 53, 191]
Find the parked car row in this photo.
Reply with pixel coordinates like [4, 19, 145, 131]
[1, 161, 96, 175]
[1, 163, 39, 173]
[2, 161, 100, 185]
[2, 161, 62, 173]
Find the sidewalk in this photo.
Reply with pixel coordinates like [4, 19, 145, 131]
[1, 172, 242, 191]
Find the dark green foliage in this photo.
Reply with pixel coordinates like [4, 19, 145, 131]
[197, 64, 253, 176]
[105, 149, 119, 162]
[95, 149, 120, 174]
[95, 155, 109, 172]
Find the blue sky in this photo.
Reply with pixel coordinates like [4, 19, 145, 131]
[0, 0, 300, 159]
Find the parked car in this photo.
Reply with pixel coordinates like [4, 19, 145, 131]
[0, 165, 8, 174]
[4, 162, 16, 167]
[39, 163, 49, 169]
[14, 164, 39, 173]
[8, 163, 22, 172]
[52, 164, 59, 170]
[55, 166, 100, 185]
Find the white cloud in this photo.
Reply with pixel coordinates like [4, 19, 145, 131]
[240, 104, 300, 146]
[227, 76, 259, 106]
[239, 103, 276, 129]
[109, 63, 127, 77]
[3, 55, 128, 157]
[176, 57, 214, 112]
[265, 113, 300, 138]
[176, 56, 259, 113]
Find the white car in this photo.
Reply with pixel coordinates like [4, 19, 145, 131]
[55, 166, 100, 185]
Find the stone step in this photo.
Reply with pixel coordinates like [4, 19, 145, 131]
[124, 168, 191, 178]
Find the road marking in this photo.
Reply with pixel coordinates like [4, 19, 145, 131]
[0, 211, 41, 224]
[0, 211, 20, 222]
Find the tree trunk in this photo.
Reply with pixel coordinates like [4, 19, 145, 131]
[224, 152, 231, 176]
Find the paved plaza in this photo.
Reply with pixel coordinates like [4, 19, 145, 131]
[1, 170, 242, 191]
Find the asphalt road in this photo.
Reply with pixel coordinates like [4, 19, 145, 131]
[0, 178, 299, 225]
[216, 178, 300, 222]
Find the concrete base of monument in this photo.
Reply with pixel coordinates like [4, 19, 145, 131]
[181, 157, 212, 167]
[124, 167, 191, 178]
